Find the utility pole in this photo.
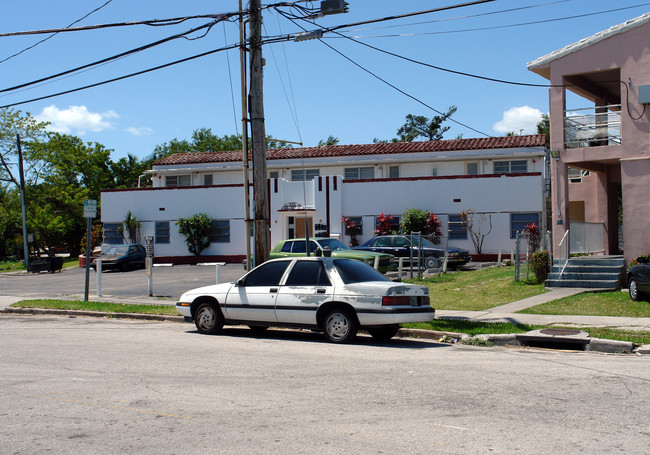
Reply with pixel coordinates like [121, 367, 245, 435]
[249, 0, 269, 266]
[239, 0, 252, 270]
[16, 135, 29, 269]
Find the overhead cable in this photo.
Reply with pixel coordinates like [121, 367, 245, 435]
[1, 0, 115, 64]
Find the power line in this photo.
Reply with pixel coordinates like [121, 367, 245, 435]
[337, 2, 650, 38]
[0, 0, 115, 64]
[0, 19, 230, 95]
[0, 13, 232, 38]
[0, 35, 291, 109]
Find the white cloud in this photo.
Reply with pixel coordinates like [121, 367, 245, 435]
[492, 106, 544, 135]
[126, 126, 153, 136]
[35, 105, 118, 135]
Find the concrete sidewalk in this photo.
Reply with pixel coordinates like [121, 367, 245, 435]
[436, 287, 650, 331]
[2, 288, 650, 331]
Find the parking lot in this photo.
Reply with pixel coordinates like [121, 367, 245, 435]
[0, 263, 246, 303]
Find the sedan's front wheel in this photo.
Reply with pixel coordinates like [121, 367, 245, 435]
[323, 308, 358, 343]
[194, 302, 224, 335]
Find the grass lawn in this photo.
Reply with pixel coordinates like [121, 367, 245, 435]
[12, 299, 178, 315]
[517, 290, 650, 318]
[1, 258, 79, 273]
[12, 298, 650, 345]
[406, 266, 547, 311]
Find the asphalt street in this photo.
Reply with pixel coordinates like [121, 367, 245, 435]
[1, 315, 649, 454]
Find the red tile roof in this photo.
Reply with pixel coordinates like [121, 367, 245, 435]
[153, 135, 546, 166]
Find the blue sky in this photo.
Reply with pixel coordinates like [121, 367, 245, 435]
[1, 0, 648, 160]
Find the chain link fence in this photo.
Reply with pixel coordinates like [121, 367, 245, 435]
[514, 230, 551, 282]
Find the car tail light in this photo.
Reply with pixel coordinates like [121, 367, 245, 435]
[382, 296, 410, 306]
[382, 296, 430, 307]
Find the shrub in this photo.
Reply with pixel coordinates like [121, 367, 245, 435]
[375, 213, 394, 236]
[628, 254, 650, 271]
[401, 209, 442, 236]
[529, 250, 550, 284]
[177, 213, 212, 256]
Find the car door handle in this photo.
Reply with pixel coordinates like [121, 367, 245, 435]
[317, 288, 326, 294]
[270, 288, 278, 293]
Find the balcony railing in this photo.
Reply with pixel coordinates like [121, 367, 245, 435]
[564, 105, 621, 149]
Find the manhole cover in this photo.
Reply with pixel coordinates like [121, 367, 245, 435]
[540, 329, 582, 336]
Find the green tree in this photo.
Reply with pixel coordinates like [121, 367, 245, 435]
[119, 210, 141, 244]
[0, 108, 48, 188]
[318, 135, 339, 146]
[177, 213, 212, 256]
[153, 128, 292, 159]
[401, 209, 442, 237]
[537, 113, 550, 148]
[396, 107, 457, 142]
[27, 133, 114, 256]
[111, 153, 150, 188]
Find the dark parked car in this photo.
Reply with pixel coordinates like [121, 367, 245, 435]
[353, 235, 471, 269]
[91, 244, 146, 272]
[628, 256, 650, 301]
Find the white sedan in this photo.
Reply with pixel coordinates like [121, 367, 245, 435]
[176, 257, 435, 343]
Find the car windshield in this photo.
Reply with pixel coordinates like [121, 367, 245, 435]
[402, 237, 437, 248]
[105, 246, 129, 255]
[333, 259, 389, 284]
[317, 238, 348, 251]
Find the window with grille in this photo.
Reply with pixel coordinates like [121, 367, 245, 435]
[510, 213, 539, 239]
[494, 160, 527, 174]
[291, 169, 319, 181]
[155, 221, 170, 244]
[344, 167, 374, 180]
[103, 223, 122, 244]
[447, 215, 467, 240]
[209, 219, 230, 243]
[165, 175, 191, 187]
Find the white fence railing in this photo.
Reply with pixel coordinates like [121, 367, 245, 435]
[564, 105, 621, 149]
[570, 221, 605, 254]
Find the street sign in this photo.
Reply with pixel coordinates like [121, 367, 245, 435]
[145, 235, 154, 257]
[84, 199, 97, 218]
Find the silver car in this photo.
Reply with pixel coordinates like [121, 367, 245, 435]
[176, 257, 435, 343]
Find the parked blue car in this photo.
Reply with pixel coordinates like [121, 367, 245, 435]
[91, 244, 146, 272]
[353, 235, 471, 269]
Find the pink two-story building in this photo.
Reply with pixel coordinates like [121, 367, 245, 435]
[528, 12, 650, 263]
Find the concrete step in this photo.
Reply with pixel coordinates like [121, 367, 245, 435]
[550, 265, 623, 274]
[552, 258, 624, 268]
[547, 272, 621, 281]
[544, 279, 619, 289]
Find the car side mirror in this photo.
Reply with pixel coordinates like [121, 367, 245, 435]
[322, 247, 332, 257]
[237, 279, 245, 287]
[314, 248, 323, 257]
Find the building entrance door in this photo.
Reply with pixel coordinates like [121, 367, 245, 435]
[294, 217, 313, 238]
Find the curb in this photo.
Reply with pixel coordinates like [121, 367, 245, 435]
[1, 307, 646, 355]
[1, 307, 185, 323]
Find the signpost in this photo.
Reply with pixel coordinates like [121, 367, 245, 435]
[83, 200, 97, 301]
[145, 235, 154, 296]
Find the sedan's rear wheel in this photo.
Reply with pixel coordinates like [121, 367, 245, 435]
[424, 257, 439, 269]
[323, 308, 358, 343]
[367, 325, 400, 341]
[629, 278, 640, 301]
[194, 302, 224, 335]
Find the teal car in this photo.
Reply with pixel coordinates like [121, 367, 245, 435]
[271, 238, 395, 273]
